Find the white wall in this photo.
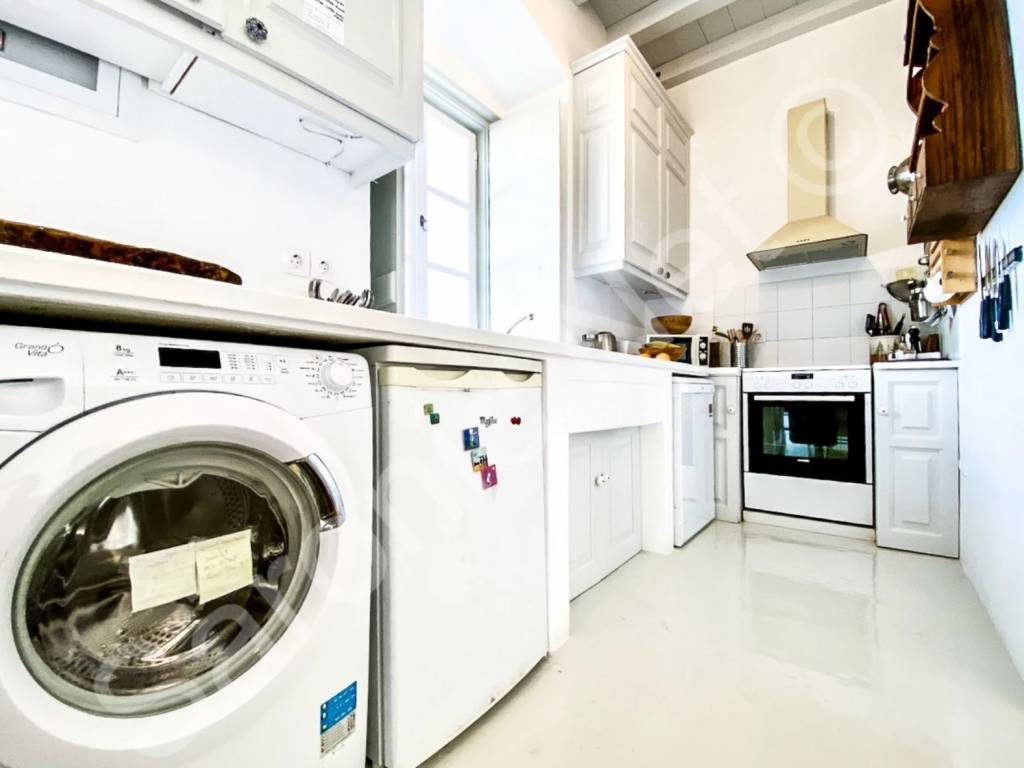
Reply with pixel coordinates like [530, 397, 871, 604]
[666, 0, 920, 365]
[954, 4, 1024, 677]
[0, 86, 369, 296]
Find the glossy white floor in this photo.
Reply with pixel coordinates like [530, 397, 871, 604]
[424, 522, 1024, 768]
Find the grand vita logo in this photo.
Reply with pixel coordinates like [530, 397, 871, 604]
[14, 342, 65, 357]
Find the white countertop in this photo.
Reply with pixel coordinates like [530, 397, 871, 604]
[0, 246, 709, 376]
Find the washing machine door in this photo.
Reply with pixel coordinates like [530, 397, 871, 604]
[0, 391, 346, 720]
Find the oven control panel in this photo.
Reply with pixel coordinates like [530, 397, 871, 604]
[742, 368, 871, 393]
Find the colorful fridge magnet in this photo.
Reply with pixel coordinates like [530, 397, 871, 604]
[510, 417, 522, 426]
[430, 412, 441, 425]
[423, 404, 434, 415]
[481, 464, 498, 489]
[462, 427, 480, 451]
[471, 448, 489, 472]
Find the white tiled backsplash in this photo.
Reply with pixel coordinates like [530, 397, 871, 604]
[706, 272, 899, 367]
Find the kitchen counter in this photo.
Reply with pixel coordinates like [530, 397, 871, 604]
[0, 245, 708, 375]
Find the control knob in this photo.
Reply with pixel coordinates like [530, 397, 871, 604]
[320, 360, 355, 392]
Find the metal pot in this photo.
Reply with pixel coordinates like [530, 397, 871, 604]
[582, 331, 618, 352]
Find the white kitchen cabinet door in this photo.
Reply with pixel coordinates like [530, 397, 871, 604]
[874, 368, 959, 557]
[712, 375, 743, 523]
[662, 118, 691, 294]
[156, 0, 225, 29]
[624, 61, 662, 276]
[223, 0, 423, 141]
[674, 383, 715, 546]
[569, 428, 642, 599]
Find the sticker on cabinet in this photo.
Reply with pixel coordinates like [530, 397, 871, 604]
[303, 0, 346, 46]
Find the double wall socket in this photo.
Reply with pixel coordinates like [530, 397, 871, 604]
[284, 252, 333, 278]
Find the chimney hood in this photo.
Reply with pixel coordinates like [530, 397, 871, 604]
[747, 100, 868, 271]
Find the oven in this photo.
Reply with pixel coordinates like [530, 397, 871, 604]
[742, 369, 874, 527]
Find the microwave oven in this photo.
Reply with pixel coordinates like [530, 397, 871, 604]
[645, 334, 711, 367]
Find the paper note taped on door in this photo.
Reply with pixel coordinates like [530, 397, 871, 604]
[196, 530, 254, 604]
[129, 543, 198, 613]
[303, 0, 346, 46]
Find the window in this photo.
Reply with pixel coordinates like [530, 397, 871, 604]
[404, 74, 496, 329]
[0, 18, 139, 136]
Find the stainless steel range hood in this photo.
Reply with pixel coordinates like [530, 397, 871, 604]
[748, 100, 868, 271]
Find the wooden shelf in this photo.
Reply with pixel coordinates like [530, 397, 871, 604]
[900, 0, 1021, 244]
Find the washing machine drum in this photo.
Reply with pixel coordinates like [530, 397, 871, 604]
[12, 442, 325, 718]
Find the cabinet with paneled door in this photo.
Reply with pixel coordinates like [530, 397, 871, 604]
[572, 38, 693, 300]
[710, 372, 743, 523]
[874, 366, 959, 558]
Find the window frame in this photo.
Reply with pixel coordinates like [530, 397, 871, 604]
[404, 68, 497, 330]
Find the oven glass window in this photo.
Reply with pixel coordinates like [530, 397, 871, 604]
[748, 395, 866, 483]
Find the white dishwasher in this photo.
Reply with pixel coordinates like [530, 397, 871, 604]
[360, 347, 547, 768]
[673, 377, 715, 546]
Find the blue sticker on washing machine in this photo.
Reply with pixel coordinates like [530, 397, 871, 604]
[320, 682, 357, 756]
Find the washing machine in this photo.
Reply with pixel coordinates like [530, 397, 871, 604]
[0, 326, 373, 768]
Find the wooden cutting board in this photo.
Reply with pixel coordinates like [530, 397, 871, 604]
[0, 219, 243, 285]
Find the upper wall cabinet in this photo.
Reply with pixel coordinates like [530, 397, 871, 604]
[572, 37, 693, 300]
[0, 0, 422, 185]
[222, 0, 422, 142]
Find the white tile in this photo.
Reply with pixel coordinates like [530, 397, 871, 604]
[778, 339, 813, 367]
[813, 306, 849, 338]
[747, 312, 778, 341]
[813, 337, 853, 366]
[745, 284, 779, 313]
[778, 309, 812, 340]
[812, 274, 851, 307]
[850, 337, 872, 365]
[777, 278, 814, 310]
[750, 340, 779, 368]
[850, 270, 888, 304]
[690, 312, 715, 335]
[715, 286, 747, 317]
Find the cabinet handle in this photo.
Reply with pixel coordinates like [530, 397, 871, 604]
[665, 271, 672, 279]
[595, 473, 611, 487]
[727, 406, 736, 415]
[245, 17, 269, 42]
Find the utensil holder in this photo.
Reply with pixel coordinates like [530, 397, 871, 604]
[731, 341, 748, 368]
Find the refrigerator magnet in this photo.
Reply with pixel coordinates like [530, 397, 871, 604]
[471, 448, 488, 472]
[462, 427, 481, 451]
[481, 465, 498, 489]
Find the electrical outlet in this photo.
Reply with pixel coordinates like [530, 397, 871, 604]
[313, 257, 333, 278]
[284, 252, 310, 277]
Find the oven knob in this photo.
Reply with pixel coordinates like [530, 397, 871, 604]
[320, 360, 355, 392]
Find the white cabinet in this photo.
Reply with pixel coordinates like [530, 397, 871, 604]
[572, 37, 693, 299]
[874, 366, 960, 558]
[222, 0, 423, 141]
[711, 372, 743, 523]
[8, 0, 421, 183]
[569, 428, 642, 599]
[673, 380, 715, 546]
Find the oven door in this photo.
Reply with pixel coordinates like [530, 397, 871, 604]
[746, 393, 869, 484]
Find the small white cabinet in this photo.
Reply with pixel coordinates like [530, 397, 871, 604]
[874, 366, 959, 558]
[222, 0, 423, 141]
[572, 37, 692, 299]
[711, 372, 743, 523]
[569, 428, 642, 599]
[673, 380, 715, 546]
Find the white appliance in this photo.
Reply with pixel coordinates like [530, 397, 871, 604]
[646, 335, 711, 367]
[361, 347, 547, 768]
[673, 377, 715, 546]
[743, 368, 873, 526]
[0, 327, 373, 768]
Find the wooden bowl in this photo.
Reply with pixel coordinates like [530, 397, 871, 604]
[652, 315, 693, 335]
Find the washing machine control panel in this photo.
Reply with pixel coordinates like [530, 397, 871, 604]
[80, 333, 371, 413]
